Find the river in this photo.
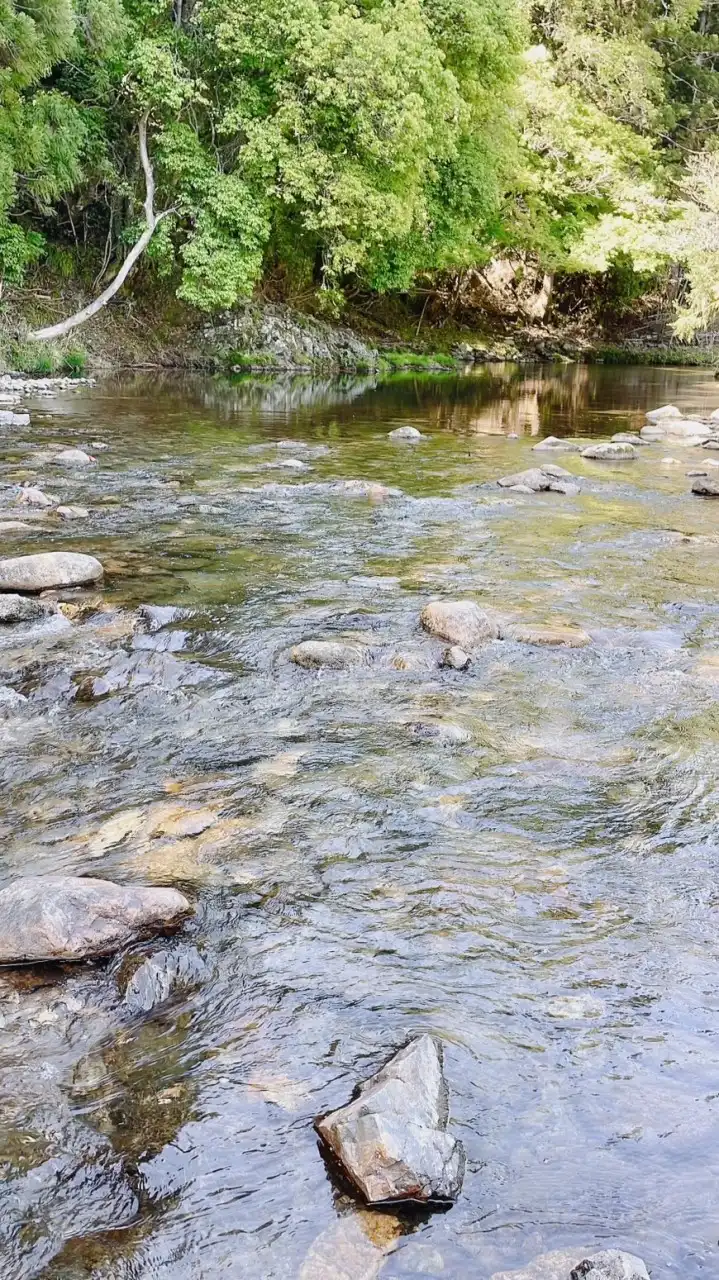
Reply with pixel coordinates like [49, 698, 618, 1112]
[1, 361, 718, 1278]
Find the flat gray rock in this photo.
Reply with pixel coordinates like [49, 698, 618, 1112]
[490, 1248, 649, 1280]
[421, 600, 499, 647]
[497, 466, 579, 493]
[0, 552, 103, 592]
[692, 475, 719, 496]
[581, 443, 636, 460]
[0, 409, 30, 426]
[0, 876, 192, 964]
[611, 433, 649, 446]
[316, 1035, 465, 1205]
[291, 640, 368, 669]
[0, 594, 53, 624]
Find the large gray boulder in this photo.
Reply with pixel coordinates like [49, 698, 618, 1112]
[691, 475, 719, 496]
[0, 876, 191, 964]
[421, 599, 499, 647]
[490, 1248, 650, 1280]
[0, 552, 103, 592]
[290, 640, 368, 668]
[581, 443, 636, 460]
[316, 1035, 465, 1205]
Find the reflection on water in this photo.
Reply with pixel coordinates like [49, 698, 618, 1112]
[1, 364, 719, 1278]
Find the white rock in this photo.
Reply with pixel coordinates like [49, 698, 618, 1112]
[645, 404, 682, 423]
[421, 600, 499, 648]
[0, 552, 103, 592]
[51, 448, 95, 466]
[388, 426, 422, 441]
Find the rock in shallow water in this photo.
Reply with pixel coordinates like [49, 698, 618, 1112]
[691, 475, 719, 496]
[316, 1035, 465, 1206]
[581, 443, 636, 460]
[0, 552, 103, 592]
[388, 426, 422, 441]
[440, 645, 471, 670]
[0, 593, 53, 624]
[421, 600, 498, 648]
[490, 1250, 649, 1280]
[645, 403, 681, 423]
[532, 436, 583, 453]
[0, 876, 192, 964]
[290, 640, 368, 668]
[496, 466, 579, 494]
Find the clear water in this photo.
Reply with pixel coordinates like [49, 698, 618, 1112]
[1, 362, 718, 1279]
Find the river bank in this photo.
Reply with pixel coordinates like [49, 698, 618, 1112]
[3, 280, 717, 378]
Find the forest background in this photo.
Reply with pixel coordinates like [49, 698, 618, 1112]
[1, 0, 719, 364]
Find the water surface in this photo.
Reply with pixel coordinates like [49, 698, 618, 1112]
[1, 362, 719, 1279]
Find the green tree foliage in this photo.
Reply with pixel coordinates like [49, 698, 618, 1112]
[0, 0, 718, 335]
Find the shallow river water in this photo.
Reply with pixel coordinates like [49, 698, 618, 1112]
[1, 362, 719, 1279]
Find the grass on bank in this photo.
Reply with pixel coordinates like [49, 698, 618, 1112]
[0, 335, 89, 377]
[595, 344, 719, 369]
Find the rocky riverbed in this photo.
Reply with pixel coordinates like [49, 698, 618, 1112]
[1, 362, 718, 1278]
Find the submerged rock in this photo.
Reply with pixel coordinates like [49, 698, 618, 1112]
[691, 475, 719, 496]
[136, 603, 186, 632]
[496, 465, 579, 494]
[645, 403, 682, 423]
[581, 443, 636, 460]
[490, 1249, 649, 1280]
[0, 552, 103, 592]
[123, 944, 210, 1014]
[532, 436, 583, 452]
[388, 426, 422, 441]
[333, 479, 401, 500]
[610, 433, 649, 446]
[500, 623, 591, 648]
[421, 599, 498, 648]
[316, 1035, 465, 1206]
[0, 876, 192, 964]
[440, 645, 471, 670]
[0, 594, 53, 624]
[290, 639, 368, 669]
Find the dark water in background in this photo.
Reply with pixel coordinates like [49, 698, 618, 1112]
[1, 362, 719, 1278]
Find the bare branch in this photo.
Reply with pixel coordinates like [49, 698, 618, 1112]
[29, 117, 171, 344]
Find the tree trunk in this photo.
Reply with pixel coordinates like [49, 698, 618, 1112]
[29, 117, 171, 343]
